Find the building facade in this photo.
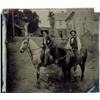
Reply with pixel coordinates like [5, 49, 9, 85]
[52, 8, 98, 37]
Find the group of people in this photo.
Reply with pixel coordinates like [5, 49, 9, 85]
[41, 30, 82, 52]
[41, 29, 82, 66]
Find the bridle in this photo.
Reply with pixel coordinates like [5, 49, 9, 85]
[24, 38, 42, 55]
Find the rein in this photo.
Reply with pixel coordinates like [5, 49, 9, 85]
[30, 46, 43, 51]
[57, 54, 66, 60]
[26, 38, 66, 62]
[28, 45, 42, 55]
[26, 38, 42, 56]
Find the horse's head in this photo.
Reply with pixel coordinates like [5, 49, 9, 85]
[19, 38, 29, 53]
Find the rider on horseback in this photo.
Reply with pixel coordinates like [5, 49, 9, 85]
[66, 30, 82, 67]
[41, 29, 66, 65]
[41, 30, 54, 66]
[41, 30, 55, 49]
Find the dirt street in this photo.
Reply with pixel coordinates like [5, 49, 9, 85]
[7, 37, 99, 92]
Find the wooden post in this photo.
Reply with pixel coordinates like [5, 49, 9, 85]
[12, 10, 15, 40]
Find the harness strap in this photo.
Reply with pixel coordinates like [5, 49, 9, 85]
[27, 38, 66, 63]
[31, 46, 43, 51]
[28, 46, 42, 55]
[57, 55, 66, 60]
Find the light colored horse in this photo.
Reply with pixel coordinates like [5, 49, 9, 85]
[19, 37, 43, 83]
[19, 37, 42, 66]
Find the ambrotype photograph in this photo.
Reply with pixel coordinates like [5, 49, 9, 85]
[1, 8, 99, 92]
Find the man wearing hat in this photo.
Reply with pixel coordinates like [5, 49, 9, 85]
[40, 30, 54, 66]
[65, 30, 82, 68]
[41, 30, 54, 48]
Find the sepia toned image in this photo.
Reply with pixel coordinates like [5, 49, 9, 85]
[1, 8, 99, 92]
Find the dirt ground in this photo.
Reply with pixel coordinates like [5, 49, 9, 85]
[6, 36, 99, 93]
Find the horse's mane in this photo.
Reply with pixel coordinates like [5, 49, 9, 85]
[22, 37, 40, 49]
[29, 38, 39, 47]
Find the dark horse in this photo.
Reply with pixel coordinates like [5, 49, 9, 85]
[64, 48, 87, 81]
[37, 38, 87, 82]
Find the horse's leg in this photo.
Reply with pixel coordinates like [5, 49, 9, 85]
[62, 63, 67, 82]
[80, 48, 87, 81]
[36, 63, 42, 84]
[80, 60, 86, 81]
[68, 66, 71, 82]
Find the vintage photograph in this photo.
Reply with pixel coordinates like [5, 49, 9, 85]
[1, 8, 99, 92]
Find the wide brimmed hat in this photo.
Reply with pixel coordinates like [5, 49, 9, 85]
[70, 30, 76, 35]
[41, 30, 49, 35]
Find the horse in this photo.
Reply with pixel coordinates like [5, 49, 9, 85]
[19, 37, 68, 83]
[19, 37, 42, 66]
[19, 37, 87, 83]
[42, 37, 88, 81]
[19, 37, 54, 83]
[64, 47, 87, 81]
